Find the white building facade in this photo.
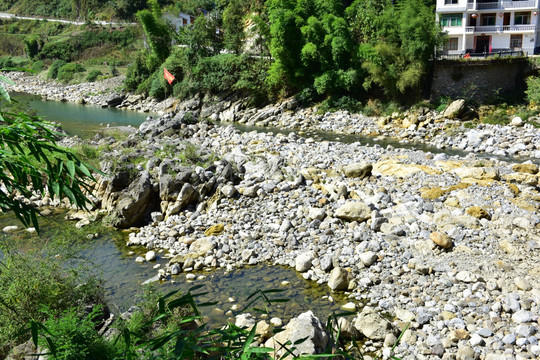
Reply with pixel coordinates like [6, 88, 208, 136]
[436, 0, 540, 55]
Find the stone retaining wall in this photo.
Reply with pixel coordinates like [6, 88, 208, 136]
[431, 58, 535, 102]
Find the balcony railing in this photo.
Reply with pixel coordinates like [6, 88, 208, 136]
[465, 0, 537, 10]
[465, 24, 536, 32]
[502, 0, 536, 8]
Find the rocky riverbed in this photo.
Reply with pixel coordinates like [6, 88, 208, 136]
[4, 71, 540, 161]
[64, 112, 539, 359]
[3, 72, 540, 359]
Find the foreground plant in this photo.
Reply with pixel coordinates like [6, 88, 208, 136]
[27, 284, 409, 360]
[0, 73, 96, 230]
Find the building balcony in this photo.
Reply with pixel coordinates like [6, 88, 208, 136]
[464, 24, 536, 32]
[465, 0, 537, 10]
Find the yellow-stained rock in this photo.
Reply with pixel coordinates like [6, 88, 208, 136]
[444, 197, 460, 207]
[421, 187, 446, 200]
[430, 231, 453, 249]
[466, 206, 491, 220]
[453, 167, 499, 181]
[512, 163, 539, 174]
[510, 197, 539, 212]
[435, 160, 465, 172]
[420, 183, 471, 200]
[507, 183, 520, 196]
[204, 224, 224, 236]
[373, 160, 441, 178]
[502, 173, 538, 186]
[449, 329, 470, 342]
[454, 245, 475, 254]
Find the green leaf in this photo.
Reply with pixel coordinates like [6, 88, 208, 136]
[242, 323, 257, 353]
[0, 83, 10, 103]
[61, 185, 76, 204]
[0, 75, 15, 85]
[30, 321, 39, 348]
[66, 160, 75, 179]
[79, 162, 91, 177]
[51, 182, 60, 197]
[174, 338, 186, 356]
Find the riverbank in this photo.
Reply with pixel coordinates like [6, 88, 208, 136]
[3, 71, 540, 359]
[4, 71, 540, 162]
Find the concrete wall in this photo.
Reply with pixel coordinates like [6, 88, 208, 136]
[431, 58, 535, 102]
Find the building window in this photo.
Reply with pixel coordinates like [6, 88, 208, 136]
[514, 12, 531, 25]
[445, 0, 458, 4]
[441, 14, 463, 27]
[444, 38, 459, 51]
[480, 13, 496, 26]
[510, 34, 523, 48]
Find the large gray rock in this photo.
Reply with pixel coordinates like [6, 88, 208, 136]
[265, 311, 328, 358]
[335, 202, 371, 222]
[110, 171, 157, 228]
[295, 253, 313, 272]
[105, 93, 125, 107]
[189, 237, 215, 257]
[343, 161, 372, 179]
[328, 267, 349, 291]
[159, 174, 184, 201]
[353, 308, 392, 340]
[442, 99, 466, 119]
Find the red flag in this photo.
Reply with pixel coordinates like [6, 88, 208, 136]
[164, 67, 175, 85]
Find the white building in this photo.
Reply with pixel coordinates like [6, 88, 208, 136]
[163, 12, 196, 33]
[436, 0, 540, 55]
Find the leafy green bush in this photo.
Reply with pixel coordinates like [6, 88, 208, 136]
[481, 108, 509, 125]
[0, 57, 15, 69]
[47, 59, 67, 79]
[124, 51, 157, 92]
[318, 96, 362, 113]
[31, 60, 45, 72]
[0, 240, 103, 357]
[86, 69, 102, 82]
[525, 76, 540, 106]
[23, 35, 41, 59]
[40, 307, 117, 360]
[149, 75, 167, 99]
[433, 96, 452, 113]
[56, 63, 86, 83]
[39, 39, 76, 62]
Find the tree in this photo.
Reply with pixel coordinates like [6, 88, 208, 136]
[137, 0, 171, 63]
[222, 0, 249, 54]
[0, 75, 95, 231]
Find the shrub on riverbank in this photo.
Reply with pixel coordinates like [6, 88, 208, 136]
[86, 69, 102, 82]
[56, 62, 85, 82]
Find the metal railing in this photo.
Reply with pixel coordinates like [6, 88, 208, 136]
[438, 49, 526, 59]
[465, 24, 536, 32]
[502, 0, 536, 8]
[464, 0, 537, 10]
